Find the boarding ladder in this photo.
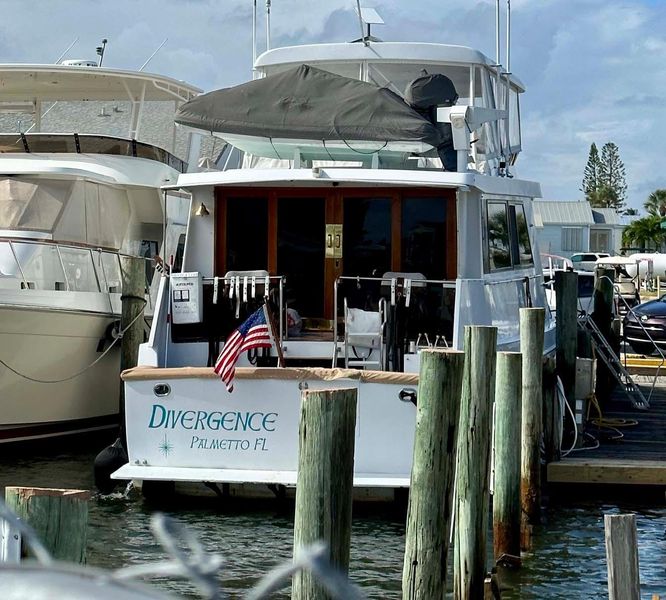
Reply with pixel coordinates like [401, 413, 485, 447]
[578, 314, 649, 410]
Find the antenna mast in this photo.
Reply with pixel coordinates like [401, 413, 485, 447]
[506, 0, 511, 73]
[495, 0, 501, 66]
[266, 0, 271, 51]
[54, 38, 78, 64]
[253, 0, 258, 66]
[96, 38, 108, 67]
[139, 38, 168, 71]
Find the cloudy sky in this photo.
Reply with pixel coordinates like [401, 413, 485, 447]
[1, 0, 664, 211]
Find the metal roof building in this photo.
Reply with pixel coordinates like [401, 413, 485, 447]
[533, 200, 626, 258]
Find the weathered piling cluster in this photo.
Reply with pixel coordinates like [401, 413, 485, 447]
[292, 315, 546, 599]
[1, 262, 648, 597]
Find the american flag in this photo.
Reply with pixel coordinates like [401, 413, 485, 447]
[214, 305, 273, 392]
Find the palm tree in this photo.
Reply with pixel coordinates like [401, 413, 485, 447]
[622, 215, 665, 251]
[644, 189, 666, 217]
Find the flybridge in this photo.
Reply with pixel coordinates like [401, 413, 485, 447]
[0, 64, 201, 103]
[0, 64, 201, 144]
[239, 4, 523, 176]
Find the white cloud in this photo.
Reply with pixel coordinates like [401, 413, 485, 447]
[0, 0, 664, 209]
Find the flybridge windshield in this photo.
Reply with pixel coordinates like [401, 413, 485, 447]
[0, 133, 187, 172]
[0, 100, 192, 162]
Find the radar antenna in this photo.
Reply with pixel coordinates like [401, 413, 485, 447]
[96, 38, 108, 67]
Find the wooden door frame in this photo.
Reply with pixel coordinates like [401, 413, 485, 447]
[215, 186, 458, 319]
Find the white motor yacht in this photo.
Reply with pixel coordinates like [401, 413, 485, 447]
[0, 62, 201, 442]
[112, 12, 556, 496]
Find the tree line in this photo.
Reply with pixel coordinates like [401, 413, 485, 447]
[581, 142, 665, 250]
[581, 142, 627, 211]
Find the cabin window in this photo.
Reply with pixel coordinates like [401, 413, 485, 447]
[487, 200, 534, 271]
[10, 242, 66, 291]
[226, 197, 268, 272]
[487, 202, 511, 270]
[562, 227, 583, 252]
[402, 197, 447, 279]
[99, 252, 122, 293]
[514, 204, 533, 266]
[343, 197, 391, 277]
[59, 247, 100, 292]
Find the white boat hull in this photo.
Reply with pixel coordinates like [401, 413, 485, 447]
[113, 367, 418, 490]
[0, 305, 121, 442]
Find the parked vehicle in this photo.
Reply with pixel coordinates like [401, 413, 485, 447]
[543, 270, 595, 314]
[570, 252, 610, 271]
[623, 297, 666, 355]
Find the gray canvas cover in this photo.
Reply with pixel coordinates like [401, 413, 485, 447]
[175, 64, 445, 148]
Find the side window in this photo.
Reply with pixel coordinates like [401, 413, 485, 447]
[514, 204, 533, 266]
[487, 202, 511, 270]
[571, 255, 582, 263]
[59, 247, 99, 292]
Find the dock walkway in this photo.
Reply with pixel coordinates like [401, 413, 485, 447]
[547, 375, 666, 486]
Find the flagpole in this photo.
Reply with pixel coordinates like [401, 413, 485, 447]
[264, 302, 285, 367]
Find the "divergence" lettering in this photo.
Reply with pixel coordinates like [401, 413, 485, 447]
[148, 405, 277, 432]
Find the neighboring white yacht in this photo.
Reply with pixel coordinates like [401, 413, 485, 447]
[0, 62, 201, 442]
[113, 19, 556, 495]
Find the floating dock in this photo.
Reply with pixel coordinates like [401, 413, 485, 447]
[548, 360, 666, 486]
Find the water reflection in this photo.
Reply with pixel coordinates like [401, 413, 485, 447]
[0, 441, 664, 599]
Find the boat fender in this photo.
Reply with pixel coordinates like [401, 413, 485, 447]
[105, 320, 122, 340]
[96, 320, 121, 353]
[94, 437, 128, 494]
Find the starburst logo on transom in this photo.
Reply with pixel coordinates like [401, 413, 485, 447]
[159, 434, 173, 457]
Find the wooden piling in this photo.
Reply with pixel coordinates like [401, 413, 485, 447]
[555, 270, 578, 413]
[604, 513, 640, 600]
[593, 267, 617, 400]
[519, 307, 545, 549]
[493, 351, 522, 564]
[4, 487, 89, 563]
[402, 349, 465, 600]
[119, 256, 146, 440]
[292, 387, 357, 600]
[453, 326, 498, 600]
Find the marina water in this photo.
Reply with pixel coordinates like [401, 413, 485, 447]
[1, 439, 664, 599]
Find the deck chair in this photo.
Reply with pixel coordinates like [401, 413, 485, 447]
[343, 297, 387, 370]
